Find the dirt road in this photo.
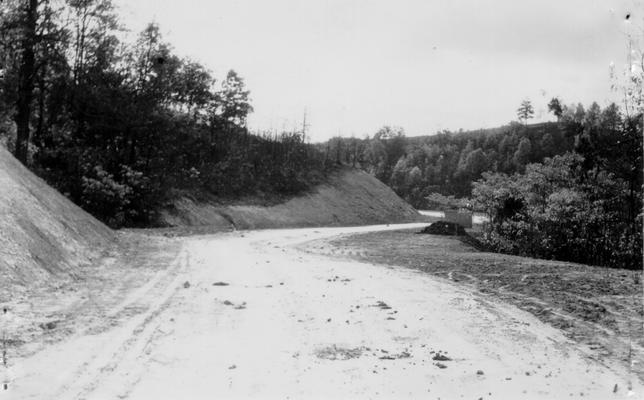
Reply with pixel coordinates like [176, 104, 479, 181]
[9, 224, 643, 399]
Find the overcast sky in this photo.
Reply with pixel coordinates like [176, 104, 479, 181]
[115, 0, 641, 141]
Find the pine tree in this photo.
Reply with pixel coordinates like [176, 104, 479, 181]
[516, 99, 534, 126]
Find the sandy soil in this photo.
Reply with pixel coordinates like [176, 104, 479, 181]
[159, 168, 420, 229]
[0, 146, 113, 287]
[318, 229, 644, 384]
[5, 224, 643, 399]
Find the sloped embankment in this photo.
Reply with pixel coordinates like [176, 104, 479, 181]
[160, 169, 420, 230]
[0, 147, 114, 285]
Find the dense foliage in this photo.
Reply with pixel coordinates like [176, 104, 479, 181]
[320, 120, 576, 207]
[473, 153, 642, 269]
[0, 0, 329, 227]
[472, 103, 642, 269]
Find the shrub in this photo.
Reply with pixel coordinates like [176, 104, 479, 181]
[473, 153, 642, 269]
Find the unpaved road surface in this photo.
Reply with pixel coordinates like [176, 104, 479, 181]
[9, 224, 643, 399]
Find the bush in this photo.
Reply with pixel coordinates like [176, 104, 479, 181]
[473, 153, 642, 269]
[81, 164, 152, 227]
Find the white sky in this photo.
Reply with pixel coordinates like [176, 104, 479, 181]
[115, 0, 642, 142]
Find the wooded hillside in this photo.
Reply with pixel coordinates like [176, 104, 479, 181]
[0, 0, 332, 227]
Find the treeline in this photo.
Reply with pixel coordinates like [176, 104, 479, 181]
[321, 101, 642, 269]
[319, 101, 634, 208]
[320, 123, 574, 209]
[0, 0, 329, 227]
[320, 121, 568, 206]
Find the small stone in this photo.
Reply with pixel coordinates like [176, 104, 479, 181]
[432, 354, 451, 362]
[476, 370, 484, 375]
[39, 321, 57, 330]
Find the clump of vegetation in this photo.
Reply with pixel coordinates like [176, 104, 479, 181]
[425, 193, 471, 211]
[473, 153, 642, 269]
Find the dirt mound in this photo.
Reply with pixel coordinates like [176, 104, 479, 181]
[0, 147, 114, 286]
[419, 221, 467, 236]
[159, 168, 420, 230]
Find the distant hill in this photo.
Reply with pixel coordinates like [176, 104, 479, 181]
[0, 147, 114, 286]
[404, 121, 561, 147]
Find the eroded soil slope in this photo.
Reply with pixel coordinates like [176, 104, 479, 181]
[0, 147, 113, 286]
[159, 168, 420, 230]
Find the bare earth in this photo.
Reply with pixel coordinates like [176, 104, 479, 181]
[319, 229, 644, 381]
[5, 224, 643, 399]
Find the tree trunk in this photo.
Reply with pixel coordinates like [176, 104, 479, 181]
[14, 0, 38, 165]
[34, 74, 46, 148]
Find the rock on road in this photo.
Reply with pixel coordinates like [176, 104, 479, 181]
[10, 224, 642, 399]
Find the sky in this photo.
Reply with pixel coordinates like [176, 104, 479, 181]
[115, 0, 642, 142]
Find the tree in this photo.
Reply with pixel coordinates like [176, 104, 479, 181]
[213, 70, 253, 131]
[512, 137, 532, 169]
[600, 103, 621, 131]
[174, 60, 214, 119]
[67, 0, 118, 85]
[390, 156, 409, 192]
[462, 148, 489, 177]
[372, 126, 406, 183]
[540, 133, 556, 157]
[516, 99, 534, 125]
[407, 165, 422, 187]
[573, 103, 586, 123]
[584, 102, 601, 128]
[12, 0, 39, 164]
[547, 97, 563, 119]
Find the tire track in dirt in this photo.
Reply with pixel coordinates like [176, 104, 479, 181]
[10, 225, 643, 399]
[12, 248, 190, 400]
[70, 251, 191, 400]
[63, 251, 190, 399]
